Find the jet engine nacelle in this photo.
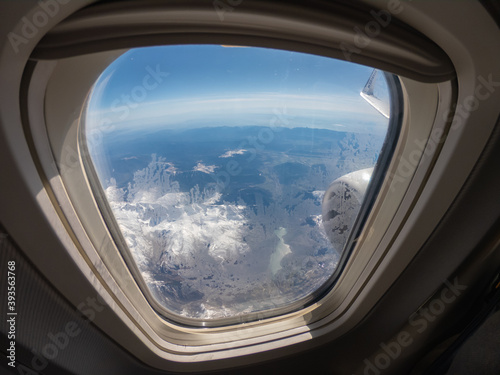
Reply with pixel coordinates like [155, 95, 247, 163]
[322, 167, 373, 253]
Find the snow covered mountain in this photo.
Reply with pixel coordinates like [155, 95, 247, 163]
[97, 126, 384, 320]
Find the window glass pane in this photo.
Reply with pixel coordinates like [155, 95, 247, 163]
[84, 45, 392, 321]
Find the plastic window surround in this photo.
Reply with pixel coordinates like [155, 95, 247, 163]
[28, 51, 450, 362]
[21, 2, 454, 367]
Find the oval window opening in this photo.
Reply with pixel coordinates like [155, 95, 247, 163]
[83, 45, 395, 322]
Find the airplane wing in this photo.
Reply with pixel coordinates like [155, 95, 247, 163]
[360, 69, 390, 119]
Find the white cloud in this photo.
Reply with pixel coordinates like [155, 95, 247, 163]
[219, 149, 248, 158]
[193, 162, 217, 174]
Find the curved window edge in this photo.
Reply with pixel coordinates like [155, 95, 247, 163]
[77, 48, 404, 327]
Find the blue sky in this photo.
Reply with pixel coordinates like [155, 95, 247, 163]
[86, 45, 390, 135]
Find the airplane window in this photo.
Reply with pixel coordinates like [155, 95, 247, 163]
[83, 45, 393, 321]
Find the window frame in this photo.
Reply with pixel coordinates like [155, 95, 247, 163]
[78, 47, 404, 327]
[28, 50, 451, 361]
[18, 0, 463, 368]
